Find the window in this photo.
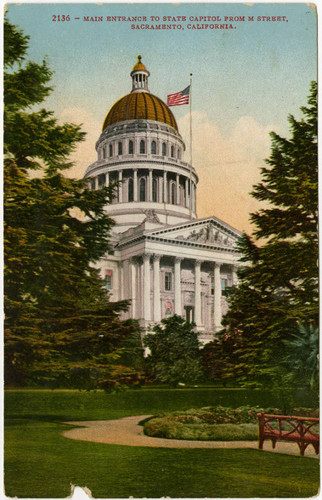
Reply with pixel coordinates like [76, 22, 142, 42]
[128, 178, 134, 202]
[139, 178, 146, 201]
[102, 147, 106, 159]
[151, 140, 156, 155]
[98, 174, 106, 188]
[129, 140, 134, 154]
[171, 145, 174, 157]
[165, 301, 173, 317]
[152, 178, 158, 202]
[105, 270, 113, 290]
[140, 140, 145, 154]
[118, 142, 123, 155]
[178, 149, 181, 160]
[109, 144, 113, 157]
[185, 306, 194, 323]
[165, 271, 172, 291]
[162, 142, 166, 156]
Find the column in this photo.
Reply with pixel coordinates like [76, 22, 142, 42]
[174, 257, 182, 316]
[153, 254, 161, 322]
[176, 174, 180, 206]
[214, 263, 222, 329]
[163, 171, 167, 203]
[192, 183, 195, 213]
[143, 254, 151, 321]
[185, 177, 189, 208]
[106, 172, 110, 187]
[194, 260, 202, 326]
[148, 169, 153, 202]
[119, 261, 124, 301]
[158, 174, 163, 202]
[232, 265, 238, 286]
[133, 169, 138, 202]
[118, 170, 123, 203]
[130, 258, 137, 318]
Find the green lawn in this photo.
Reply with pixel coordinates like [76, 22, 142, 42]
[4, 388, 320, 498]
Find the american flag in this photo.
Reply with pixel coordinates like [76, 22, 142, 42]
[167, 86, 190, 106]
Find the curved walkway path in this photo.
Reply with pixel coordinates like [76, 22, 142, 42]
[63, 415, 318, 458]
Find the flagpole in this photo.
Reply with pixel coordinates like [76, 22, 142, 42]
[189, 73, 193, 219]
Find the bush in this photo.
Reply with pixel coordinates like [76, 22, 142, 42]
[144, 418, 258, 441]
[143, 405, 319, 441]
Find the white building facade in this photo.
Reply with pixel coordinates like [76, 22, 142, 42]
[84, 56, 241, 344]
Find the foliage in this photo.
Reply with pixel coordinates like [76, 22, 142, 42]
[282, 324, 319, 390]
[221, 83, 318, 386]
[144, 315, 203, 385]
[4, 18, 143, 388]
[143, 404, 318, 441]
[144, 418, 258, 441]
[201, 329, 243, 383]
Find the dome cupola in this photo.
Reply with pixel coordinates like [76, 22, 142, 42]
[102, 56, 178, 131]
[131, 55, 150, 93]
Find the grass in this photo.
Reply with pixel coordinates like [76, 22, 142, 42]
[4, 388, 320, 498]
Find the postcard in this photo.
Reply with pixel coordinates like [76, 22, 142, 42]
[3, 2, 318, 499]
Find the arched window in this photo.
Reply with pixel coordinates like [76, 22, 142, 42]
[178, 149, 181, 160]
[118, 142, 122, 155]
[102, 147, 106, 159]
[162, 142, 166, 156]
[98, 174, 106, 188]
[128, 178, 134, 202]
[152, 178, 158, 202]
[140, 140, 145, 154]
[139, 178, 146, 201]
[171, 145, 175, 158]
[151, 140, 156, 155]
[129, 140, 134, 154]
[109, 144, 113, 157]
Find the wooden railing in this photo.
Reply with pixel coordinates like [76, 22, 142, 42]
[258, 413, 319, 456]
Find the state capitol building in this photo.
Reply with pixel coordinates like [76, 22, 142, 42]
[84, 56, 241, 344]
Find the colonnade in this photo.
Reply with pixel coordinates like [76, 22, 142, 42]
[121, 254, 238, 330]
[90, 168, 197, 210]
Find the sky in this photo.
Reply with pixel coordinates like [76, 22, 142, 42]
[5, 2, 317, 233]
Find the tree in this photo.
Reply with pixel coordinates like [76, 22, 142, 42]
[201, 329, 242, 385]
[144, 315, 203, 386]
[4, 19, 143, 388]
[221, 83, 318, 386]
[282, 324, 319, 391]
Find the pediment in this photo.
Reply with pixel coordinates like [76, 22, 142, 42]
[146, 217, 241, 249]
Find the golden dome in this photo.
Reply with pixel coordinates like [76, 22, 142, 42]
[131, 55, 148, 73]
[102, 92, 178, 131]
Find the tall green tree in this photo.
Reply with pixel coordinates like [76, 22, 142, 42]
[144, 315, 203, 386]
[4, 19, 142, 388]
[221, 83, 318, 385]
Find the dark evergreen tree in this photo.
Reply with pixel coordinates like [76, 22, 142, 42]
[221, 83, 318, 385]
[4, 19, 143, 388]
[144, 315, 203, 386]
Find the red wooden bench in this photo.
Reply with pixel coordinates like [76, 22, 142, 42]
[257, 412, 319, 456]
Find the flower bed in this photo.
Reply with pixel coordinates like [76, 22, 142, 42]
[143, 406, 318, 442]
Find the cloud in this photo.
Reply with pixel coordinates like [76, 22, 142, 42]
[178, 111, 276, 234]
